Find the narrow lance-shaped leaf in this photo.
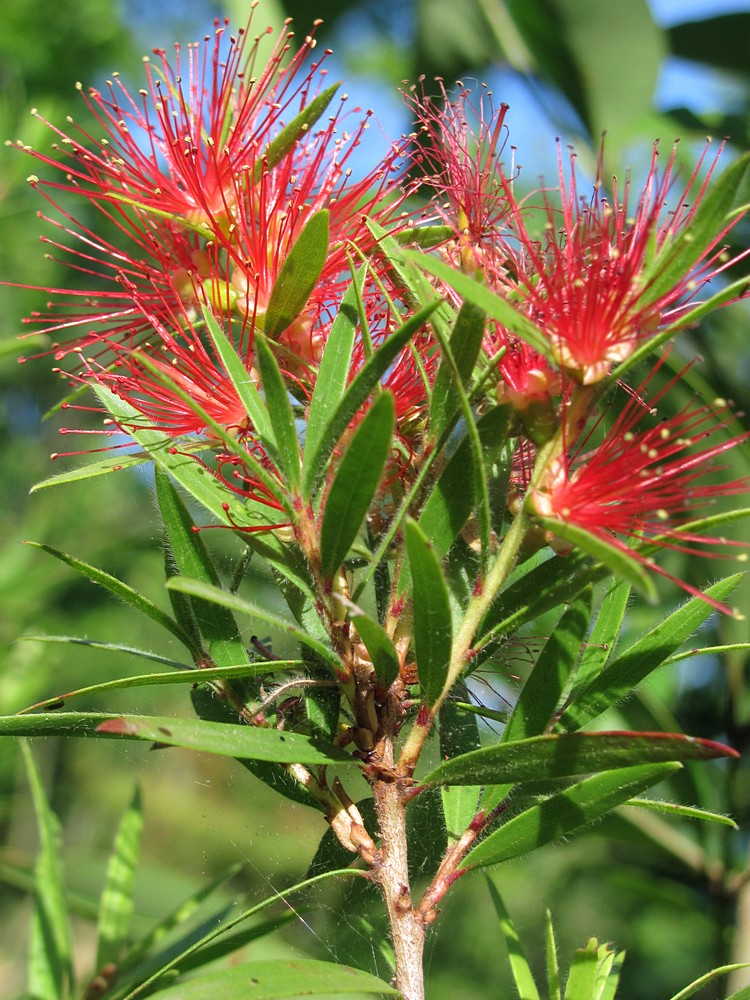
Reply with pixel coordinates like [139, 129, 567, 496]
[165, 575, 341, 672]
[263, 209, 330, 340]
[200, 303, 274, 447]
[534, 517, 657, 601]
[486, 881, 541, 1000]
[422, 730, 738, 787]
[463, 762, 681, 869]
[405, 519, 453, 706]
[566, 577, 631, 706]
[350, 611, 400, 687]
[155, 468, 248, 670]
[137, 957, 399, 998]
[303, 266, 365, 479]
[22, 742, 74, 1000]
[440, 684, 482, 839]
[0, 713, 355, 766]
[252, 84, 339, 183]
[320, 391, 395, 579]
[557, 574, 744, 733]
[26, 541, 198, 654]
[641, 152, 750, 308]
[254, 332, 301, 488]
[501, 587, 592, 744]
[95, 787, 144, 971]
[562, 939, 605, 1000]
[430, 296, 487, 442]
[303, 299, 441, 498]
[404, 248, 552, 361]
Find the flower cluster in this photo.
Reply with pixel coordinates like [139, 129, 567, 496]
[16, 10, 750, 609]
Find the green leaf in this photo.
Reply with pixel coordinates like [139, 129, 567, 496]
[463, 762, 681, 869]
[303, 267, 364, 481]
[320, 392, 395, 579]
[155, 468, 248, 670]
[92, 386, 271, 532]
[534, 517, 657, 600]
[440, 684, 482, 838]
[641, 152, 750, 309]
[622, 798, 738, 829]
[95, 788, 144, 971]
[545, 910, 562, 1000]
[302, 299, 441, 498]
[423, 730, 736, 786]
[252, 85, 340, 183]
[557, 574, 743, 732]
[165, 576, 341, 672]
[145, 958, 398, 998]
[263, 209, 330, 340]
[254, 333, 301, 487]
[405, 519, 453, 706]
[562, 938, 601, 1000]
[30, 449, 151, 491]
[502, 587, 592, 743]
[429, 296, 486, 442]
[487, 880, 541, 1000]
[350, 611, 400, 687]
[418, 406, 511, 563]
[200, 304, 274, 445]
[120, 868, 367, 1000]
[565, 578, 631, 707]
[17, 657, 297, 715]
[404, 249, 552, 360]
[0, 712, 355, 765]
[26, 541, 198, 654]
[21, 741, 73, 1000]
[667, 964, 750, 1000]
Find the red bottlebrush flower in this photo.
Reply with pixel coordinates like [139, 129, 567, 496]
[15, 11, 414, 368]
[406, 80, 513, 277]
[529, 362, 750, 610]
[504, 141, 748, 384]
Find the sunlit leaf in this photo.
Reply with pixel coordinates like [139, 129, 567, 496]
[264, 209, 330, 340]
[423, 730, 736, 787]
[487, 881, 541, 1000]
[95, 788, 143, 971]
[146, 958, 399, 998]
[463, 762, 681, 868]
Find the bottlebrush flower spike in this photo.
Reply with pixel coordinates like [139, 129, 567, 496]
[529, 361, 750, 611]
[406, 80, 513, 277]
[15, 10, 413, 367]
[503, 141, 748, 384]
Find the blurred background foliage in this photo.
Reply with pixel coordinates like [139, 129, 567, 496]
[1, 0, 750, 997]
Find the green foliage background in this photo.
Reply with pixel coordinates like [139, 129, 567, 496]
[1, 0, 749, 996]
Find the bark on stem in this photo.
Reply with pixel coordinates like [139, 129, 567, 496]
[372, 772, 426, 1000]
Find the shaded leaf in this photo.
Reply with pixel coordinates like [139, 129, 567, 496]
[440, 685, 482, 838]
[502, 587, 592, 743]
[429, 297, 486, 442]
[320, 391, 395, 579]
[155, 468, 248, 670]
[405, 519, 453, 705]
[350, 612, 400, 688]
[303, 268, 365, 480]
[302, 299, 441, 498]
